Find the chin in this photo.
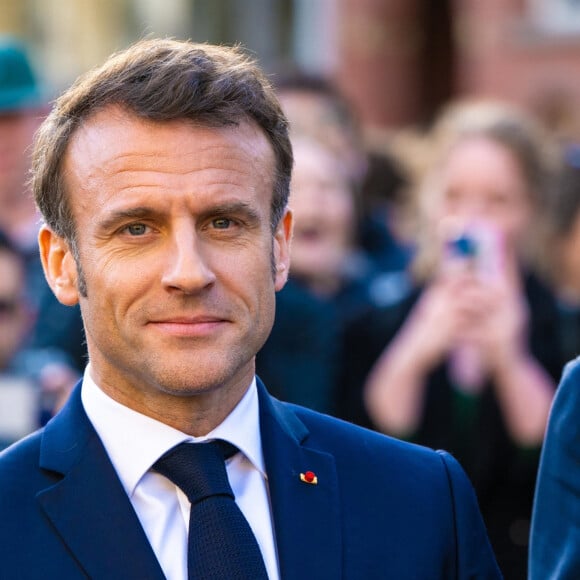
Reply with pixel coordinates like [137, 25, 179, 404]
[164, 384, 220, 398]
[147, 356, 250, 397]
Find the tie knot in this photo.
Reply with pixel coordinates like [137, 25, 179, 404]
[153, 441, 237, 505]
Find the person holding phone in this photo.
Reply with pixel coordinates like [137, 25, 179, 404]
[338, 100, 563, 579]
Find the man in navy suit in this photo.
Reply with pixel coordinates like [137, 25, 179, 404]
[0, 39, 501, 579]
[530, 358, 580, 579]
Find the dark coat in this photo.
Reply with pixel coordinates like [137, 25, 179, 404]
[0, 379, 500, 579]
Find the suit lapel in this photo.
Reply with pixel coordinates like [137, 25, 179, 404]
[258, 381, 342, 580]
[36, 385, 165, 580]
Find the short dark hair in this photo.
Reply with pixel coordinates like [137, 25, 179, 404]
[273, 71, 355, 126]
[32, 38, 293, 244]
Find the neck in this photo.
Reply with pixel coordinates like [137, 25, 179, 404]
[91, 370, 253, 437]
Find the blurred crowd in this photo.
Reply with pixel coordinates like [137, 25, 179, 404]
[2, 36, 580, 579]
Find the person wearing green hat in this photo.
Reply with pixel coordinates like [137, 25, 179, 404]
[0, 37, 43, 111]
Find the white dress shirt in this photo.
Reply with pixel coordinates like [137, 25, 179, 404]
[81, 366, 279, 580]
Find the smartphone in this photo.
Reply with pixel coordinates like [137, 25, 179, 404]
[445, 224, 503, 281]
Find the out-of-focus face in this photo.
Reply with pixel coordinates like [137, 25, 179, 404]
[0, 110, 42, 208]
[277, 90, 364, 181]
[39, 106, 292, 428]
[0, 249, 30, 369]
[289, 138, 356, 294]
[0, 109, 44, 248]
[433, 136, 533, 252]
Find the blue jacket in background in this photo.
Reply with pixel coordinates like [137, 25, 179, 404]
[530, 357, 580, 579]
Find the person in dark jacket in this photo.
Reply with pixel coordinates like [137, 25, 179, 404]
[338, 100, 563, 579]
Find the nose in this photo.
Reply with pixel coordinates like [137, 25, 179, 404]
[456, 194, 491, 221]
[161, 225, 216, 294]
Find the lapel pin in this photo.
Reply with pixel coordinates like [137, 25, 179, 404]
[300, 470, 318, 485]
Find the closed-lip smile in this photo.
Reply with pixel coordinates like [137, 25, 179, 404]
[149, 315, 229, 337]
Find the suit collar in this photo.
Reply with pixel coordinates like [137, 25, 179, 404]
[257, 379, 342, 580]
[38, 383, 166, 579]
[38, 379, 342, 580]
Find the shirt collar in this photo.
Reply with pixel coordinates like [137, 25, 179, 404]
[80, 364, 265, 497]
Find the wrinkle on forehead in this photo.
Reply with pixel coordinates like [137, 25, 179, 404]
[63, 105, 274, 193]
[63, 106, 275, 214]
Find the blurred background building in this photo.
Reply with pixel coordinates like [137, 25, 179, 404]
[2, 0, 580, 139]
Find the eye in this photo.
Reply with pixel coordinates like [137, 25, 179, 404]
[124, 223, 149, 236]
[212, 218, 233, 230]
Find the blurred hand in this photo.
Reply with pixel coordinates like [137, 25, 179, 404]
[400, 269, 487, 373]
[459, 261, 528, 375]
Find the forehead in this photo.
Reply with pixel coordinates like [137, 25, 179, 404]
[292, 139, 347, 184]
[444, 137, 521, 177]
[62, 105, 276, 196]
[439, 136, 532, 198]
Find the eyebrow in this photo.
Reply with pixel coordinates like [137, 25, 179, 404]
[96, 206, 160, 233]
[198, 201, 262, 225]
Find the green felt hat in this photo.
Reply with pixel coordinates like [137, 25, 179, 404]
[0, 37, 43, 113]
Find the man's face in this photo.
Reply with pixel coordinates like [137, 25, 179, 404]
[41, 107, 291, 420]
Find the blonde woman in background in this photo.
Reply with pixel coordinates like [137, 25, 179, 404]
[338, 100, 564, 579]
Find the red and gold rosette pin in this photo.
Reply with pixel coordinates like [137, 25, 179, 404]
[299, 470, 318, 485]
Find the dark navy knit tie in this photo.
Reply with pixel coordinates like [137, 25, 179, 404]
[153, 441, 269, 579]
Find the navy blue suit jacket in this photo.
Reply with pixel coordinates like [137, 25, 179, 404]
[0, 379, 501, 578]
[530, 358, 580, 579]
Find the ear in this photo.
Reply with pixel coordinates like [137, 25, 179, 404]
[273, 208, 293, 291]
[38, 226, 80, 306]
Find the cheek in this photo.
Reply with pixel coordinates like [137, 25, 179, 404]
[437, 194, 461, 220]
[500, 203, 532, 240]
[213, 241, 275, 285]
[229, 256, 278, 329]
[88, 243, 155, 282]
[82, 254, 152, 317]
[326, 190, 355, 228]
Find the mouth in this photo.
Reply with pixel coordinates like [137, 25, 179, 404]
[294, 225, 325, 243]
[148, 315, 230, 338]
